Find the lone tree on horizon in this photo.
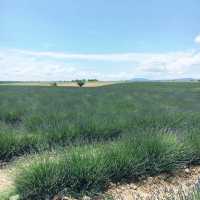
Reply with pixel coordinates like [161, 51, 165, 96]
[76, 79, 86, 87]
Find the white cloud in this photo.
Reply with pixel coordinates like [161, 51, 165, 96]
[0, 48, 200, 81]
[195, 34, 200, 44]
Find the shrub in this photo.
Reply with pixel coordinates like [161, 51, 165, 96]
[184, 129, 200, 164]
[0, 108, 24, 125]
[15, 130, 188, 199]
[16, 147, 108, 199]
[0, 131, 45, 161]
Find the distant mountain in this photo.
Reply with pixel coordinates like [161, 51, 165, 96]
[172, 78, 195, 82]
[129, 78, 199, 82]
[129, 78, 150, 82]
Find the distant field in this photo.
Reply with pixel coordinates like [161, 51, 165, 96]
[0, 82, 200, 199]
[0, 81, 118, 87]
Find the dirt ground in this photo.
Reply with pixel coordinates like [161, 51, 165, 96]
[106, 166, 200, 200]
[0, 167, 14, 193]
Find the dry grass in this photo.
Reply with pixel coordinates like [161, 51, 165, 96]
[58, 81, 118, 87]
[0, 81, 119, 87]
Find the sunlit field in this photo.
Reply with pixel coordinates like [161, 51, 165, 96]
[0, 81, 117, 87]
[1, 82, 200, 199]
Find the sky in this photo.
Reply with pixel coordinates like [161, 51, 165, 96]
[0, 0, 200, 81]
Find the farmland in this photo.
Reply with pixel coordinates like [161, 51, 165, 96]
[0, 81, 117, 88]
[1, 82, 200, 199]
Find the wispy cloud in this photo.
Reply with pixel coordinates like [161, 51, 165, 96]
[0, 48, 200, 81]
[13, 49, 196, 62]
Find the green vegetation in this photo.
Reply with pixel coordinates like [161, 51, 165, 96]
[0, 189, 17, 200]
[0, 82, 200, 199]
[15, 131, 188, 199]
[14, 130, 200, 199]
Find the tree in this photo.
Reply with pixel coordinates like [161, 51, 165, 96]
[88, 79, 98, 82]
[51, 82, 57, 87]
[76, 79, 86, 87]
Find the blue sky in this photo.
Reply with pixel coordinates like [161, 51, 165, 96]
[1, 0, 200, 81]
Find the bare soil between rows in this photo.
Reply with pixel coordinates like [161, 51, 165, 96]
[0, 166, 14, 193]
[105, 166, 200, 200]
